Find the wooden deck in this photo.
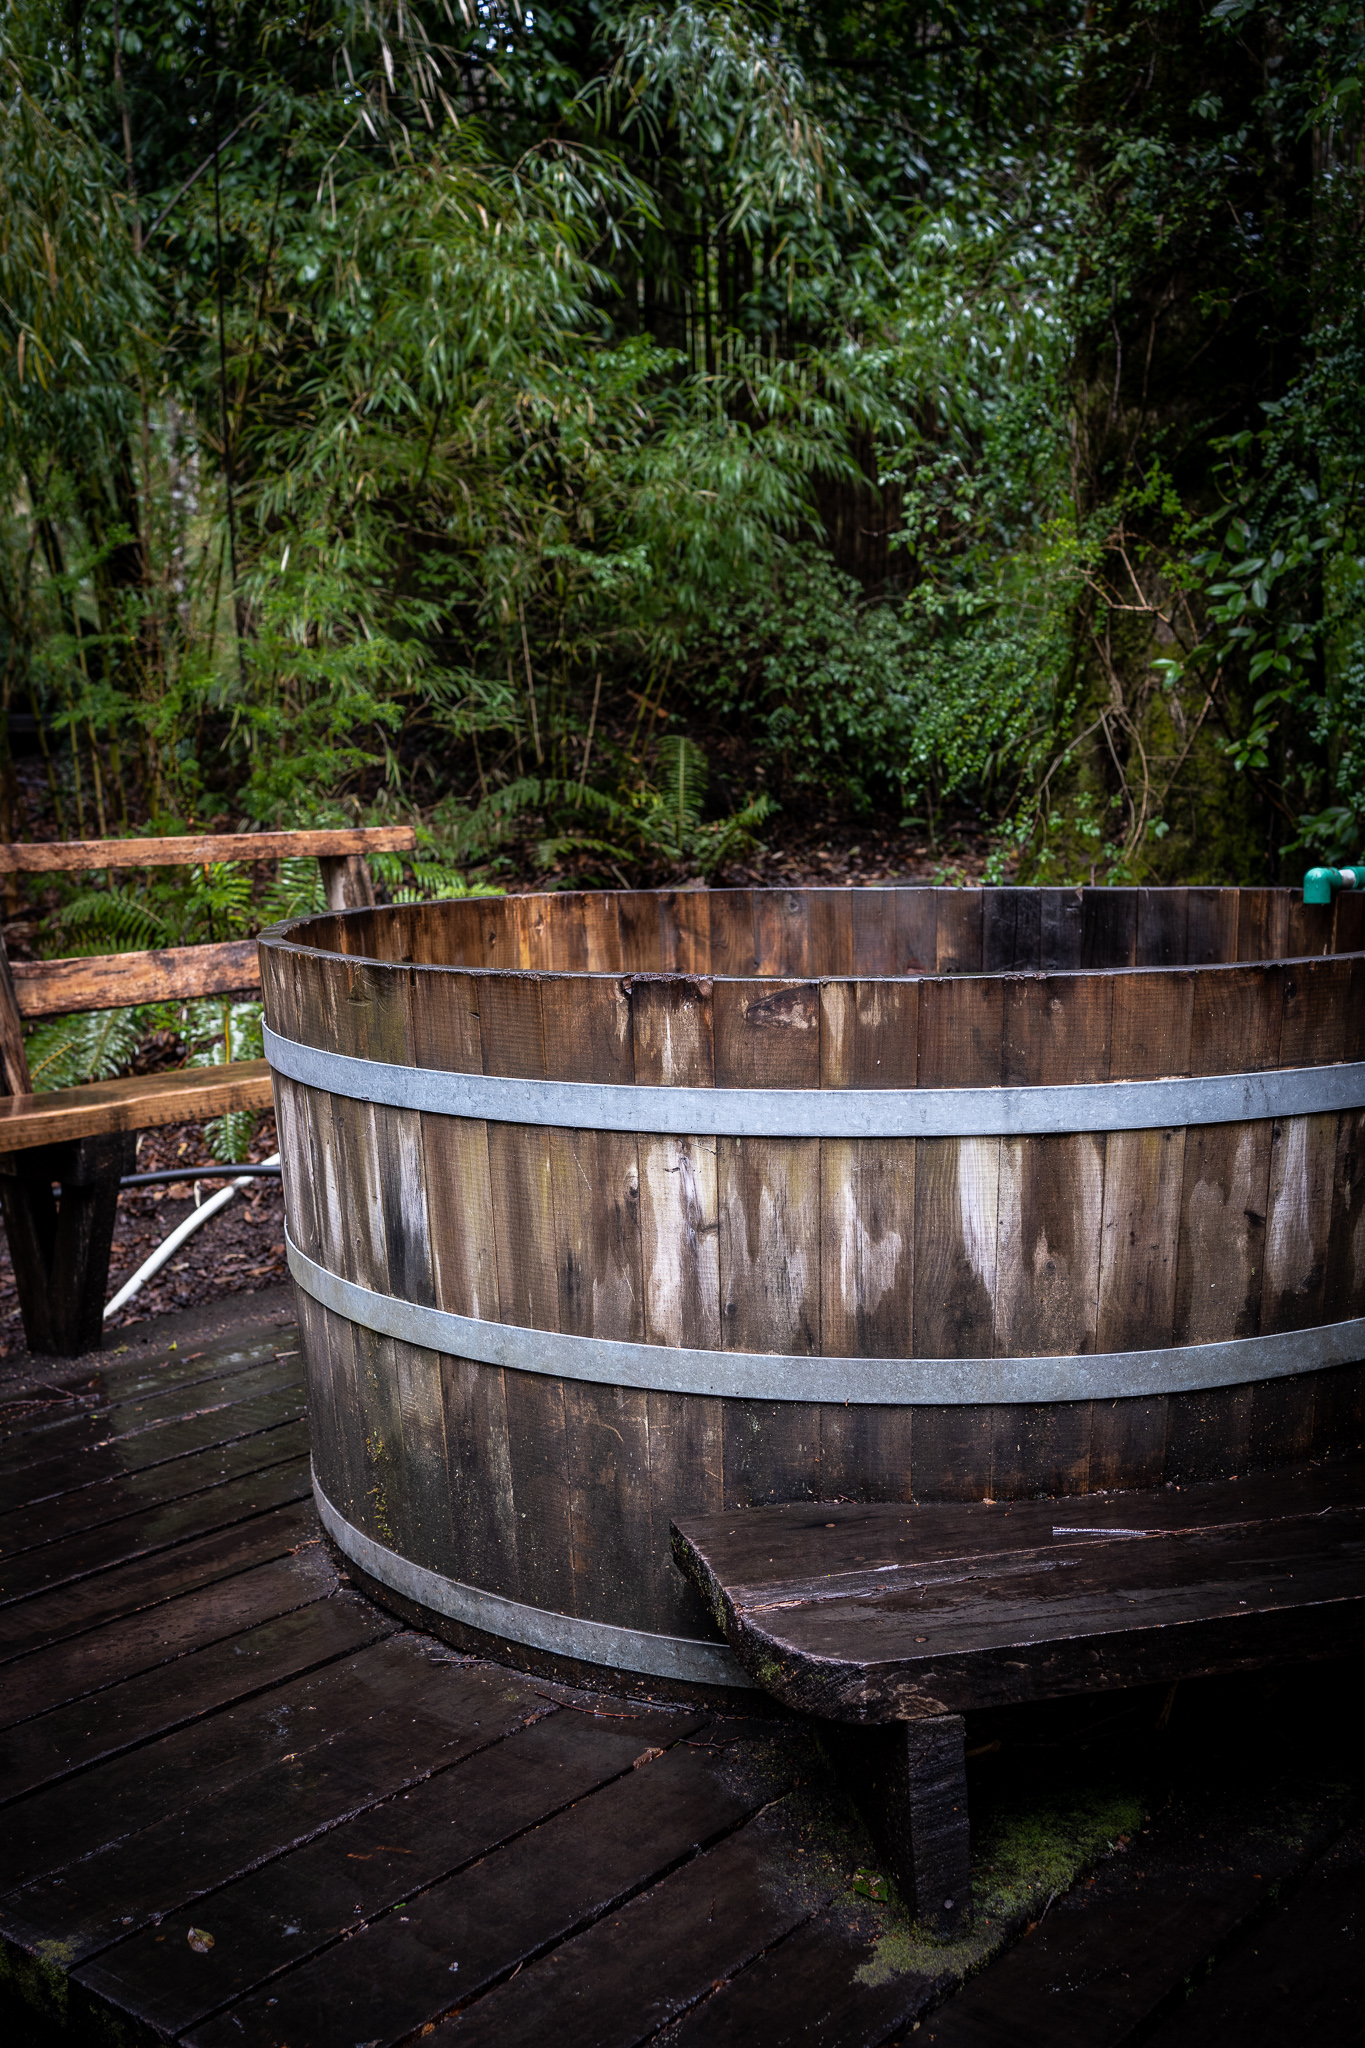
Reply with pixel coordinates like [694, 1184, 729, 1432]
[1, 1308, 1361, 2046]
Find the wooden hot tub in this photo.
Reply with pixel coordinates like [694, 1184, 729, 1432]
[260, 885, 1365, 1693]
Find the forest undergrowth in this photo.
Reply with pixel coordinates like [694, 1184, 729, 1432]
[1, 0, 1362, 1134]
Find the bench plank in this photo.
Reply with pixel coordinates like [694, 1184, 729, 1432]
[0, 827, 416, 872]
[12, 939, 261, 1017]
[672, 1460, 1365, 1723]
[0, 1058, 274, 1152]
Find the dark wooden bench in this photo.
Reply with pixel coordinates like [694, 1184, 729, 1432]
[673, 1453, 1365, 1936]
[0, 826, 414, 1354]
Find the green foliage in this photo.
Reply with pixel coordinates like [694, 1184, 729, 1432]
[0, 0, 1357, 898]
[45, 887, 169, 957]
[25, 1006, 145, 1091]
[185, 1000, 265, 1161]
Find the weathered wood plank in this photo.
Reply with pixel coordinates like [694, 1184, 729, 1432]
[672, 1458, 1365, 1721]
[0, 1541, 334, 1731]
[429, 1802, 817, 2048]
[818, 1136, 916, 1500]
[74, 1709, 698, 2034]
[183, 1740, 773, 2048]
[0, 1454, 310, 1609]
[0, 1499, 314, 1662]
[934, 889, 983, 973]
[0, 826, 415, 872]
[0, 1060, 274, 1152]
[0, 1643, 534, 1935]
[819, 978, 918, 1089]
[1262, 1112, 1337, 1334]
[713, 978, 820, 1088]
[11, 939, 262, 1017]
[0, 1582, 388, 1806]
[0, 1377, 307, 1519]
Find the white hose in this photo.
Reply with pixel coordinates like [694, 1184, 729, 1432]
[104, 1152, 283, 1320]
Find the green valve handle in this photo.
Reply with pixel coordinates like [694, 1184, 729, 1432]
[1303, 866, 1364, 906]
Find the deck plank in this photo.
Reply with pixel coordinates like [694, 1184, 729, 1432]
[914, 1784, 1354, 2047]
[0, 1374, 305, 1513]
[186, 1737, 780, 2048]
[0, 1510, 323, 1712]
[0, 1635, 434, 1895]
[0, 1497, 315, 1661]
[0, 1569, 385, 1802]
[0, 1452, 311, 1607]
[80, 1708, 702, 2034]
[1140, 1817, 1365, 2047]
[3, 1652, 556, 1969]
[0, 1335, 299, 1443]
[0, 1415, 310, 1556]
[439, 1802, 823, 2048]
[0, 1356, 305, 1476]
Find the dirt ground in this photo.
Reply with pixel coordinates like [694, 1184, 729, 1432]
[0, 1114, 288, 1359]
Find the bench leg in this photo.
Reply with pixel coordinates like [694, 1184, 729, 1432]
[830, 1714, 972, 1938]
[0, 1133, 136, 1355]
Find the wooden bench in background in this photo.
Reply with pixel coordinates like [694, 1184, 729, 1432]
[673, 1455, 1365, 1937]
[0, 826, 414, 1355]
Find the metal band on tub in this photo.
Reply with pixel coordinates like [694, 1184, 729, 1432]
[263, 1024, 1365, 1138]
[286, 1233, 1365, 1405]
[311, 1468, 749, 1689]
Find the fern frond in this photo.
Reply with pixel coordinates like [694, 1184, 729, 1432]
[203, 1110, 259, 1164]
[47, 888, 168, 957]
[655, 734, 708, 853]
[25, 1007, 146, 1091]
[260, 857, 326, 927]
[187, 863, 254, 940]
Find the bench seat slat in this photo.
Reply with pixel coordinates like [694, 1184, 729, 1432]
[12, 941, 262, 1018]
[671, 1455, 1365, 1723]
[0, 827, 415, 873]
[0, 1061, 274, 1153]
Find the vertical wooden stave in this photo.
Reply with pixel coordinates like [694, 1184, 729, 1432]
[807, 889, 856, 981]
[934, 889, 983, 973]
[551, 1121, 655, 1628]
[983, 889, 1041, 973]
[1037, 888, 1084, 971]
[818, 1136, 915, 1499]
[1166, 962, 1283, 1479]
[1081, 890, 1137, 971]
[615, 891, 666, 974]
[471, 969, 573, 1615]
[1135, 888, 1189, 967]
[1185, 888, 1239, 966]
[910, 966, 1001, 1497]
[631, 971, 726, 1622]
[894, 888, 937, 974]
[754, 889, 811, 977]
[707, 890, 757, 977]
[1332, 888, 1365, 956]
[990, 972, 1110, 1495]
[713, 974, 822, 1505]
[1087, 969, 1194, 1488]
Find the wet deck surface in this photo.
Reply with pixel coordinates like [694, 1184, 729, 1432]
[1, 1301, 1360, 2046]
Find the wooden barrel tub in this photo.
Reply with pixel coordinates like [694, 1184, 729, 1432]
[260, 885, 1365, 1694]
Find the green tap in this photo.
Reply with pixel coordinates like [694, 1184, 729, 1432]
[1303, 865, 1364, 906]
